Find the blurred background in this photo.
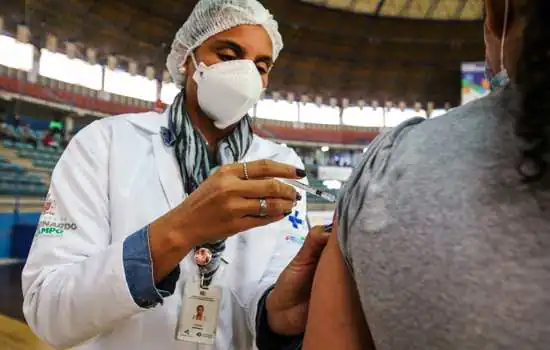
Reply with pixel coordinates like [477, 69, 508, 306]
[0, 0, 487, 346]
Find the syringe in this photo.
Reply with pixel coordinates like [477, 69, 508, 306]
[279, 179, 337, 203]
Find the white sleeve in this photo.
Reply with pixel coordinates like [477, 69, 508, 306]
[21, 120, 144, 349]
[246, 150, 310, 339]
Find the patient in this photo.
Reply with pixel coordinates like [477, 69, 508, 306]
[304, 1, 550, 349]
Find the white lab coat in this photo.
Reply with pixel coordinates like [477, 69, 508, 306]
[21, 111, 309, 350]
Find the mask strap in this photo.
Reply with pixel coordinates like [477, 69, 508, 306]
[190, 52, 199, 70]
[500, 0, 509, 72]
[178, 52, 200, 75]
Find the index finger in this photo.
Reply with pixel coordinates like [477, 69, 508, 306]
[225, 159, 307, 180]
[293, 225, 331, 264]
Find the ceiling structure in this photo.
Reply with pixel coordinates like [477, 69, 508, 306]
[0, 0, 485, 106]
[301, 0, 483, 21]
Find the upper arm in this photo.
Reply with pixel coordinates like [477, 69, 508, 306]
[303, 227, 374, 350]
[304, 119, 425, 350]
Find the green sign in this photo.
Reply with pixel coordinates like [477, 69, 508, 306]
[36, 226, 64, 236]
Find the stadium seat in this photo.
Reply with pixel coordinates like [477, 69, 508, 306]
[0, 148, 47, 195]
[0, 162, 23, 172]
[3, 140, 15, 148]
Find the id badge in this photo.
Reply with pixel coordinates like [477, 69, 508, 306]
[176, 280, 221, 345]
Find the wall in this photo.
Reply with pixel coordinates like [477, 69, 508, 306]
[0, 211, 40, 258]
[0, 210, 335, 258]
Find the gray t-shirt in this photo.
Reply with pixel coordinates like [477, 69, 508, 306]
[337, 89, 550, 350]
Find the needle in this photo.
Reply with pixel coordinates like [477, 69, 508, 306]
[279, 179, 337, 203]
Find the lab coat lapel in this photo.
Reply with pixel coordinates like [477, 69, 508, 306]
[152, 134, 185, 209]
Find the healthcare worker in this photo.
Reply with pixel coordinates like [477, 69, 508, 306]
[21, 1, 331, 349]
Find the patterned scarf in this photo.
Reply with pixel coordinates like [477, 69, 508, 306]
[168, 90, 254, 286]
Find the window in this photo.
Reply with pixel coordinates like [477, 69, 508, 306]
[104, 69, 157, 102]
[385, 108, 417, 127]
[160, 82, 180, 104]
[39, 49, 102, 90]
[0, 35, 34, 71]
[430, 109, 447, 118]
[299, 103, 340, 125]
[255, 99, 299, 121]
[342, 106, 385, 127]
[411, 108, 428, 119]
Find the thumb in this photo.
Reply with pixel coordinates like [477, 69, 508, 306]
[293, 224, 332, 264]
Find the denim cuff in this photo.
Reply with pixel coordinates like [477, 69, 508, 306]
[123, 226, 180, 308]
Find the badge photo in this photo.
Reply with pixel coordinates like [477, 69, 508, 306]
[176, 280, 222, 346]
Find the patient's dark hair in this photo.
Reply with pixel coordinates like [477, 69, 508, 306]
[514, 0, 550, 184]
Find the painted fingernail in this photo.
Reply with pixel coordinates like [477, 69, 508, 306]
[296, 192, 302, 201]
[296, 168, 307, 177]
[324, 223, 333, 232]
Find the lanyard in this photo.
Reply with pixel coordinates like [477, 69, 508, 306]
[194, 243, 226, 288]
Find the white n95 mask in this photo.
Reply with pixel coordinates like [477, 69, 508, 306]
[192, 57, 263, 129]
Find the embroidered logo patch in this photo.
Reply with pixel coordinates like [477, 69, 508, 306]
[42, 192, 56, 216]
[288, 211, 304, 229]
[284, 234, 305, 244]
[284, 211, 306, 244]
[35, 226, 64, 237]
[35, 219, 78, 237]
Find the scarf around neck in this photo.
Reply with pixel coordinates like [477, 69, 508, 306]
[168, 90, 254, 285]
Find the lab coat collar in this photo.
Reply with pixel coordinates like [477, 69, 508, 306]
[125, 109, 183, 208]
[151, 132, 184, 209]
[125, 108, 284, 159]
[125, 110, 264, 153]
[125, 110, 168, 134]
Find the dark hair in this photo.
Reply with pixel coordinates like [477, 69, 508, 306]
[514, 0, 550, 184]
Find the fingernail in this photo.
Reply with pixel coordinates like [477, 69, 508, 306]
[296, 168, 307, 178]
[324, 224, 333, 232]
[296, 192, 302, 201]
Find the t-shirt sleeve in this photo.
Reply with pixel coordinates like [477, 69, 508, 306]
[336, 117, 425, 272]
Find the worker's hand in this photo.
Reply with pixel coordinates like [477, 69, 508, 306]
[149, 159, 306, 282]
[171, 159, 306, 247]
[266, 224, 332, 336]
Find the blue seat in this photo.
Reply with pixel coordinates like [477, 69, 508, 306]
[0, 182, 47, 196]
[0, 182, 12, 195]
[32, 158, 56, 169]
[17, 150, 32, 159]
[0, 173, 43, 185]
[37, 145, 58, 154]
[0, 162, 23, 172]
[5, 124, 17, 134]
[15, 142, 33, 150]
[25, 174, 44, 185]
